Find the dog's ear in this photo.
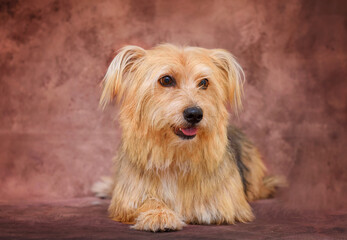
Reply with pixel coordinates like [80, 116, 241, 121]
[210, 49, 245, 113]
[100, 46, 146, 108]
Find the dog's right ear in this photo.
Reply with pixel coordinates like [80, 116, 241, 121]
[100, 46, 146, 109]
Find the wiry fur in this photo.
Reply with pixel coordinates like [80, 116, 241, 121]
[94, 44, 284, 232]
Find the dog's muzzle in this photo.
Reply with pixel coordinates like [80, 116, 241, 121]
[173, 107, 203, 140]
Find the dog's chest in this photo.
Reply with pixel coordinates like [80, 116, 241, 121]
[158, 172, 178, 204]
[158, 170, 219, 211]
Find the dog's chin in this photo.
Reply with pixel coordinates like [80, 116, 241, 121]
[173, 126, 198, 140]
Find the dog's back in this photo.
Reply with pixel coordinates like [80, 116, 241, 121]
[228, 125, 285, 201]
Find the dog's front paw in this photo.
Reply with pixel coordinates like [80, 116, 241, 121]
[132, 208, 185, 232]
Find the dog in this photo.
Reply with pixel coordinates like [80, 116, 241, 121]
[93, 44, 284, 232]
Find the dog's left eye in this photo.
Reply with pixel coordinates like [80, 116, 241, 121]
[159, 75, 176, 87]
[198, 79, 209, 90]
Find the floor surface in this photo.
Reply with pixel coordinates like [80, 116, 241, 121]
[0, 198, 346, 240]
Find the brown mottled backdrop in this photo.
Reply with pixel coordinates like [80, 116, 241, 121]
[0, 0, 346, 212]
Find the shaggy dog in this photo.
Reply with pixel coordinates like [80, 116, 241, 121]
[93, 44, 284, 232]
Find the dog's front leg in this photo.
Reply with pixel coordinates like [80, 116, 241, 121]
[131, 198, 185, 232]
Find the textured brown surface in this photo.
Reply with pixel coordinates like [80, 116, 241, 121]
[0, 198, 346, 240]
[0, 0, 346, 216]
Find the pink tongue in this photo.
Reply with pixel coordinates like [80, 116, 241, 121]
[181, 127, 197, 136]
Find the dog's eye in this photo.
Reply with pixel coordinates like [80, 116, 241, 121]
[159, 75, 176, 87]
[198, 79, 209, 90]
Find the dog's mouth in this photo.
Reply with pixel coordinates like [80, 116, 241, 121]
[174, 126, 198, 140]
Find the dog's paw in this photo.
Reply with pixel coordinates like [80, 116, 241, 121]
[91, 176, 113, 199]
[132, 208, 185, 232]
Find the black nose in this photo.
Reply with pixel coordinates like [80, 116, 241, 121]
[183, 107, 203, 124]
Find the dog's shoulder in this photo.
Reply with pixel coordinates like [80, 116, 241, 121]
[227, 125, 253, 154]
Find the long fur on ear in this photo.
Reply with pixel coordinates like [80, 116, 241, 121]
[100, 46, 146, 109]
[210, 49, 245, 113]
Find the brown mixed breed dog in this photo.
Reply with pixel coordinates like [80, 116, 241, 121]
[93, 44, 284, 232]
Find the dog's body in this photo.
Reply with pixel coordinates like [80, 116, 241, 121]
[94, 44, 283, 231]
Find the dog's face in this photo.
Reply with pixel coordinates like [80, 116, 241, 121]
[100, 44, 244, 165]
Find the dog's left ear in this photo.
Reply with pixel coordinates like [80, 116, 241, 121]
[100, 46, 146, 109]
[210, 49, 245, 113]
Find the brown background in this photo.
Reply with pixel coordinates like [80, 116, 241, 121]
[0, 0, 346, 212]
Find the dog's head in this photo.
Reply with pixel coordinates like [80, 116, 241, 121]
[100, 44, 244, 168]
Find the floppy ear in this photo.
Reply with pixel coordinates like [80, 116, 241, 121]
[100, 45, 145, 108]
[210, 49, 245, 113]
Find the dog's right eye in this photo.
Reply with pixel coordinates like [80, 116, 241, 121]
[159, 75, 176, 87]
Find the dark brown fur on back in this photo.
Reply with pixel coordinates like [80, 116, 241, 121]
[228, 126, 250, 195]
[227, 126, 283, 201]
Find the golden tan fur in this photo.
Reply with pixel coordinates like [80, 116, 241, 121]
[95, 44, 284, 232]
